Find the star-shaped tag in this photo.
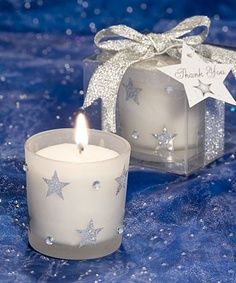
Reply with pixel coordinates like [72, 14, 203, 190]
[158, 43, 236, 107]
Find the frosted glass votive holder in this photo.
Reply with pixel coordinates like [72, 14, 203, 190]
[25, 128, 131, 259]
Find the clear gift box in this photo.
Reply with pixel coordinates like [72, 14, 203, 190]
[83, 52, 225, 175]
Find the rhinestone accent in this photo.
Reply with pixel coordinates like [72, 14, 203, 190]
[92, 181, 101, 190]
[23, 164, 28, 172]
[131, 129, 139, 140]
[45, 236, 54, 246]
[165, 86, 174, 94]
[117, 226, 124, 235]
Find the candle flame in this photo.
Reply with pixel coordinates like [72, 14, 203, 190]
[75, 113, 88, 147]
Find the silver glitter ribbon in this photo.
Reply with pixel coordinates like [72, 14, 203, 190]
[83, 16, 236, 133]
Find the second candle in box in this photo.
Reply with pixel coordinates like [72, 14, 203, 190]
[25, 114, 131, 259]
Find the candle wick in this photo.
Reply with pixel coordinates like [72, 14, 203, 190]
[78, 143, 84, 154]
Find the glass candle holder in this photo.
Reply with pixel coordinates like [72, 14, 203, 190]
[84, 54, 224, 175]
[25, 128, 131, 259]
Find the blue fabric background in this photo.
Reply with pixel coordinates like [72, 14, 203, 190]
[0, 0, 235, 34]
[0, 1, 236, 282]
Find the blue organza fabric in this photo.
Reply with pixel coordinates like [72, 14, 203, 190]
[0, 0, 236, 34]
[0, 1, 236, 282]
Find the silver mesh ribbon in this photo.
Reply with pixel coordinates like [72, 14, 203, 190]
[83, 16, 236, 133]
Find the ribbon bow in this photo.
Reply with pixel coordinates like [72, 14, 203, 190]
[83, 16, 236, 133]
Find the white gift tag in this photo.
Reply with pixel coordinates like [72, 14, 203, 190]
[158, 43, 236, 107]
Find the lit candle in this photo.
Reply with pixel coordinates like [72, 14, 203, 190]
[37, 113, 118, 163]
[25, 114, 130, 259]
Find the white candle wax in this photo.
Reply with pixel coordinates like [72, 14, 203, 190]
[37, 143, 118, 163]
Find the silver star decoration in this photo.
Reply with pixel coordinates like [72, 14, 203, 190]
[152, 127, 177, 152]
[158, 43, 236, 107]
[123, 78, 142, 105]
[115, 166, 128, 195]
[194, 80, 214, 96]
[43, 171, 70, 200]
[77, 219, 103, 247]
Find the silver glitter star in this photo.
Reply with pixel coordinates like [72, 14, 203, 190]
[115, 166, 128, 195]
[194, 80, 214, 96]
[123, 78, 142, 105]
[43, 171, 70, 200]
[77, 219, 103, 247]
[152, 127, 177, 152]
